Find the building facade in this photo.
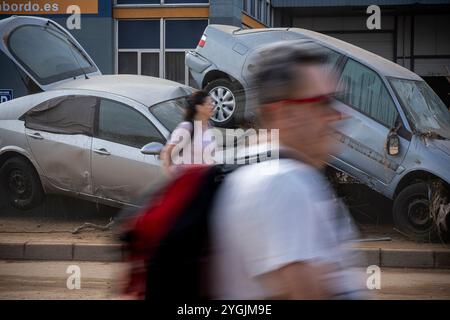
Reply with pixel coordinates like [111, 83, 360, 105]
[1, 0, 449, 106]
[0, 0, 270, 101]
[271, 0, 450, 106]
[114, 0, 270, 87]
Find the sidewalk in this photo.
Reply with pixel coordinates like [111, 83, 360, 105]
[0, 217, 449, 268]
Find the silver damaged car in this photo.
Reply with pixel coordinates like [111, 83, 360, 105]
[0, 16, 194, 209]
[187, 25, 450, 240]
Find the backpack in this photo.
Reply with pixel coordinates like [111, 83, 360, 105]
[120, 165, 228, 300]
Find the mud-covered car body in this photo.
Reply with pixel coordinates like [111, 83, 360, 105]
[0, 16, 194, 209]
[187, 25, 450, 239]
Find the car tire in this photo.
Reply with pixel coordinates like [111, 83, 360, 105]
[204, 78, 245, 128]
[0, 157, 44, 210]
[393, 182, 439, 242]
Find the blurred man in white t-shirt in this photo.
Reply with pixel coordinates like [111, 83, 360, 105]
[209, 43, 367, 299]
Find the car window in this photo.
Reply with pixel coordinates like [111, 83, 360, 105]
[97, 99, 165, 148]
[150, 97, 188, 132]
[336, 59, 398, 128]
[8, 25, 96, 85]
[23, 95, 97, 135]
[318, 45, 342, 75]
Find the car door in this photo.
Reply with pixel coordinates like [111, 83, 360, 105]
[330, 58, 411, 188]
[91, 98, 166, 205]
[0, 16, 101, 91]
[23, 95, 97, 194]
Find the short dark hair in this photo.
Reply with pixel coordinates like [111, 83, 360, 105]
[185, 90, 209, 122]
[250, 42, 328, 106]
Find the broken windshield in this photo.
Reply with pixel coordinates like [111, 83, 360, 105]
[390, 78, 450, 140]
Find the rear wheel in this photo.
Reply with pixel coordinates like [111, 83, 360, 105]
[204, 79, 244, 127]
[0, 157, 44, 210]
[393, 182, 439, 241]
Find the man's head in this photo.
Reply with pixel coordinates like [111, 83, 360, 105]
[251, 42, 340, 168]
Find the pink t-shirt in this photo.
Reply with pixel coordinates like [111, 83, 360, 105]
[168, 121, 216, 165]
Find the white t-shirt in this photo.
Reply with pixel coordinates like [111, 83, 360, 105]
[209, 158, 366, 299]
[168, 121, 216, 165]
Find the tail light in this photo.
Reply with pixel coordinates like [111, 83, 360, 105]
[198, 34, 207, 48]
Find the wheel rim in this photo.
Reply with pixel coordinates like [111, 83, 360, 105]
[7, 169, 32, 201]
[209, 86, 236, 123]
[407, 198, 432, 230]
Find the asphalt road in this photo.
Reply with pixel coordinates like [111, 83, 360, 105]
[0, 261, 449, 300]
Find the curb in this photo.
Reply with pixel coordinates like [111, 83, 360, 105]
[0, 242, 123, 262]
[350, 248, 450, 268]
[0, 242, 449, 268]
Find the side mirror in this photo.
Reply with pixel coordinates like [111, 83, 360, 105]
[141, 142, 164, 155]
[386, 132, 400, 156]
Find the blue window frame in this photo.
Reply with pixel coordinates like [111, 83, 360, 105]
[118, 20, 160, 49]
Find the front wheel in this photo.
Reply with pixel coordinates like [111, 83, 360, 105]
[393, 182, 439, 242]
[0, 157, 44, 210]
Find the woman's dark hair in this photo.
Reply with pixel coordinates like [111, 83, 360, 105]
[184, 90, 210, 122]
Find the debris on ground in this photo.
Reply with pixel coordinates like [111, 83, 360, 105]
[72, 218, 115, 234]
[354, 237, 392, 242]
[429, 181, 450, 236]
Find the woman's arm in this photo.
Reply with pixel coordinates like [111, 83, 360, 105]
[161, 144, 176, 175]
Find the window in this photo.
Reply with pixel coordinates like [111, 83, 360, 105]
[8, 25, 96, 85]
[118, 52, 138, 74]
[260, 1, 265, 22]
[165, 52, 186, 84]
[255, 0, 261, 20]
[117, 18, 207, 84]
[165, 20, 208, 49]
[248, 0, 255, 17]
[23, 96, 97, 135]
[319, 46, 342, 75]
[118, 20, 160, 49]
[266, 2, 271, 26]
[141, 52, 160, 77]
[164, 19, 208, 84]
[118, 20, 161, 77]
[97, 99, 164, 148]
[150, 97, 189, 132]
[390, 79, 450, 139]
[336, 59, 398, 128]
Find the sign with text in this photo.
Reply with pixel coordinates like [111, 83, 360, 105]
[0, 89, 13, 103]
[0, 0, 98, 15]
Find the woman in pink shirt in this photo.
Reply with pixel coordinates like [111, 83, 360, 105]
[161, 91, 216, 175]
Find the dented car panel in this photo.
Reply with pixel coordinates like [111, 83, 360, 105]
[0, 85, 191, 208]
[389, 137, 450, 196]
[187, 25, 450, 238]
[0, 16, 196, 209]
[329, 98, 411, 194]
[188, 24, 450, 191]
[0, 87, 187, 208]
[25, 130, 93, 194]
